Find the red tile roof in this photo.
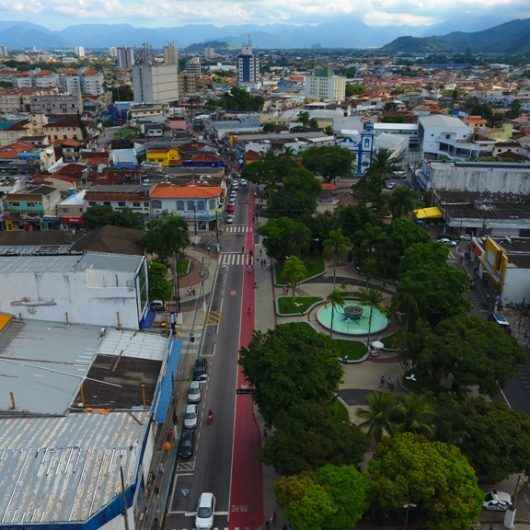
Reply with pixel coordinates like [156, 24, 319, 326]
[150, 183, 222, 199]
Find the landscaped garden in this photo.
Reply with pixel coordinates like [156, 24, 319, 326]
[277, 296, 322, 315]
[275, 254, 325, 284]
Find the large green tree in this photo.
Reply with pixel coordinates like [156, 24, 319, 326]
[258, 217, 311, 262]
[408, 315, 525, 394]
[357, 391, 398, 443]
[276, 465, 370, 530]
[83, 205, 144, 230]
[396, 261, 470, 326]
[266, 167, 321, 219]
[282, 256, 307, 295]
[302, 145, 354, 182]
[143, 214, 190, 261]
[436, 396, 530, 482]
[368, 433, 483, 530]
[148, 260, 172, 301]
[239, 323, 343, 426]
[264, 401, 367, 474]
[388, 187, 420, 218]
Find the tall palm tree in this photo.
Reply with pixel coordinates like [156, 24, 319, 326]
[357, 288, 384, 349]
[393, 394, 435, 437]
[327, 288, 345, 338]
[323, 228, 350, 287]
[370, 148, 401, 180]
[357, 391, 398, 443]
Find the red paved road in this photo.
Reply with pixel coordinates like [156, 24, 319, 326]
[229, 192, 264, 529]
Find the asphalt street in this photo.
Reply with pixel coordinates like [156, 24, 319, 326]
[165, 188, 250, 530]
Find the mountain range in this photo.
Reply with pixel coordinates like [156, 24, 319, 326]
[0, 14, 520, 50]
[383, 18, 530, 55]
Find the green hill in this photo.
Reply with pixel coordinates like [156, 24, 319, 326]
[382, 18, 530, 55]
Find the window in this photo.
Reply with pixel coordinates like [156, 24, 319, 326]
[10, 201, 19, 206]
[197, 200, 206, 211]
[151, 200, 162, 209]
[89, 201, 96, 206]
[186, 200, 195, 211]
[103, 201, 111, 206]
[176, 200, 185, 211]
[133, 202, 141, 207]
[118, 201, 126, 207]
[208, 199, 216, 210]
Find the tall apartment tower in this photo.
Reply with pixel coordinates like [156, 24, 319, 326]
[304, 67, 346, 103]
[117, 47, 135, 69]
[163, 42, 179, 65]
[237, 45, 259, 88]
[132, 43, 179, 104]
[74, 46, 85, 58]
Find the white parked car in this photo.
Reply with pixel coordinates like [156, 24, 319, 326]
[483, 490, 512, 511]
[195, 492, 215, 529]
[184, 404, 198, 429]
[240, 178, 248, 186]
[226, 215, 235, 224]
[187, 381, 201, 403]
[385, 180, 396, 190]
[437, 237, 457, 247]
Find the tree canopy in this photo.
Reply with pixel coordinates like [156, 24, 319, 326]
[435, 396, 530, 482]
[263, 400, 367, 474]
[143, 214, 189, 261]
[281, 256, 307, 295]
[218, 86, 264, 111]
[239, 322, 342, 426]
[302, 146, 353, 182]
[148, 260, 172, 301]
[258, 217, 311, 262]
[276, 465, 370, 530]
[368, 433, 483, 530]
[407, 314, 525, 394]
[83, 205, 144, 230]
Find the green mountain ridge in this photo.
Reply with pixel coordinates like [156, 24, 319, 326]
[382, 18, 530, 55]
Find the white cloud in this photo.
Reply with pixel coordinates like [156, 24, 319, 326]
[0, 0, 526, 27]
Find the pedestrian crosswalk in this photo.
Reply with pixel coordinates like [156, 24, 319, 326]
[225, 225, 251, 233]
[218, 252, 254, 267]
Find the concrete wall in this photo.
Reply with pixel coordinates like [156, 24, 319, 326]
[0, 267, 146, 329]
[424, 163, 530, 194]
[503, 267, 530, 304]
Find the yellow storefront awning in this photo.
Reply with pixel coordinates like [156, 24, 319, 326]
[414, 206, 443, 220]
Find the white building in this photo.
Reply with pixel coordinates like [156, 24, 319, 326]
[0, 252, 149, 329]
[418, 114, 473, 157]
[74, 46, 85, 58]
[34, 72, 59, 89]
[304, 67, 346, 103]
[132, 63, 179, 104]
[82, 69, 105, 96]
[60, 74, 82, 96]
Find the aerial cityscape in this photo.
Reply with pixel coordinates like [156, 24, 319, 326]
[0, 2, 530, 530]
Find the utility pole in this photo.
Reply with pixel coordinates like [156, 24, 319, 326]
[119, 466, 130, 530]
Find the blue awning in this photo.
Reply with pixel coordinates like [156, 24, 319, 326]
[153, 338, 182, 423]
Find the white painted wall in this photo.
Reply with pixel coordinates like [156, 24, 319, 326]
[0, 267, 146, 329]
[503, 267, 530, 304]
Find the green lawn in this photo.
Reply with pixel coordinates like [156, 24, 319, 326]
[276, 255, 325, 284]
[296, 322, 368, 361]
[332, 339, 368, 361]
[177, 258, 190, 276]
[277, 296, 322, 315]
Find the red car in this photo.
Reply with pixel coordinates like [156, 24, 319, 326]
[226, 204, 236, 214]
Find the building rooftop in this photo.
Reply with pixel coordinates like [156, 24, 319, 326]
[0, 319, 102, 416]
[0, 252, 144, 274]
[419, 114, 470, 130]
[71, 226, 145, 256]
[150, 183, 222, 199]
[0, 410, 148, 524]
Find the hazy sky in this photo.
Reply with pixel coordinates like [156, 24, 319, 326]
[0, 0, 528, 28]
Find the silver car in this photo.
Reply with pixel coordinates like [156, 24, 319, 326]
[184, 404, 198, 429]
[187, 381, 201, 403]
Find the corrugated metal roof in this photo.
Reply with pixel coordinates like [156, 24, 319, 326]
[0, 320, 101, 415]
[97, 329, 168, 362]
[0, 411, 148, 524]
[0, 252, 143, 274]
